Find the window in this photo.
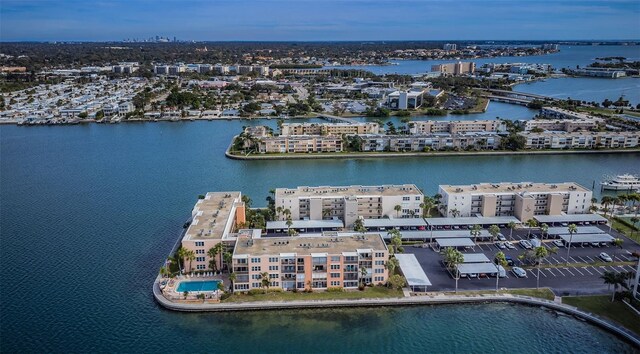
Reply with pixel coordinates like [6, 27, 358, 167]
[195, 242, 204, 247]
[196, 257, 205, 262]
[403, 197, 410, 201]
[269, 265, 279, 271]
[330, 264, 340, 270]
[375, 268, 384, 274]
[251, 258, 261, 263]
[375, 260, 384, 266]
[415, 196, 420, 200]
[330, 281, 341, 287]
[268, 257, 279, 263]
[251, 274, 261, 280]
[196, 249, 205, 254]
[330, 256, 340, 262]
[251, 266, 261, 272]
[251, 282, 260, 288]
[374, 276, 384, 282]
[331, 272, 340, 278]
[269, 274, 278, 279]
[235, 284, 249, 290]
[375, 252, 385, 258]
[196, 265, 206, 270]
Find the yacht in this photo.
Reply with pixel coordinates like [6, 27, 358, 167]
[601, 174, 640, 191]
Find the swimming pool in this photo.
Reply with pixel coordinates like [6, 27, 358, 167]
[176, 280, 221, 292]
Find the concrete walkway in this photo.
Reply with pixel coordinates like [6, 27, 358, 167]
[153, 282, 639, 347]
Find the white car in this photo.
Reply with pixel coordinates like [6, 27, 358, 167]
[505, 241, 516, 249]
[552, 240, 564, 248]
[497, 234, 507, 241]
[512, 267, 527, 278]
[496, 242, 506, 249]
[599, 252, 613, 262]
[520, 240, 533, 249]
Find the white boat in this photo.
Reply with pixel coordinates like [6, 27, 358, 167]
[601, 174, 640, 191]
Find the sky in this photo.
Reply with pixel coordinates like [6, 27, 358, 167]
[1, 0, 639, 42]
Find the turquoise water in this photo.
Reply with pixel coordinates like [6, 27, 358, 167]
[176, 280, 221, 292]
[1, 122, 638, 352]
[515, 77, 640, 107]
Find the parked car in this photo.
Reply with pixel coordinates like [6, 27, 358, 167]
[468, 273, 478, 278]
[553, 240, 564, 248]
[505, 241, 516, 249]
[599, 252, 613, 262]
[590, 242, 600, 247]
[496, 242, 506, 249]
[520, 240, 533, 249]
[512, 267, 527, 278]
[497, 233, 506, 241]
[505, 256, 514, 266]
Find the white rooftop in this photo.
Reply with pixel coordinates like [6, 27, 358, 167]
[395, 254, 432, 287]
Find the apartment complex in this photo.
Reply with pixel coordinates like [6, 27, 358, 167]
[180, 192, 246, 272]
[275, 184, 423, 227]
[523, 119, 600, 132]
[520, 131, 640, 149]
[359, 133, 501, 152]
[431, 61, 476, 75]
[280, 122, 379, 136]
[231, 233, 389, 292]
[438, 182, 592, 221]
[409, 120, 506, 135]
[258, 136, 343, 153]
[539, 107, 597, 121]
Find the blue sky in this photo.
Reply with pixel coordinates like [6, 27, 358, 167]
[1, 0, 639, 41]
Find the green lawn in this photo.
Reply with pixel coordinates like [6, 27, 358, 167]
[222, 286, 404, 303]
[610, 217, 640, 243]
[562, 295, 640, 335]
[444, 288, 556, 301]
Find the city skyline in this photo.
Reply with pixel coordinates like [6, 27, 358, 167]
[1, 0, 639, 42]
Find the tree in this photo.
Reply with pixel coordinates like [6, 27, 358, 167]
[533, 246, 549, 289]
[494, 251, 508, 291]
[207, 246, 219, 272]
[286, 217, 293, 235]
[450, 208, 461, 218]
[185, 249, 195, 272]
[507, 221, 517, 241]
[470, 224, 482, 243]
[359, 267, 368, 288]
[159, 266, 167, 278]
[601, 196, 613, 218]
[261, 272, 270, 294]
[612, 238, 624, 249]
[540, 223, 549, 240]
[176, 247, 187, 273]
[387, 274, 406, 290]
[525, 218, 538, 237]
[420, 196, 436, 217]
[443, 247, 464, 293]
[394, 204, 402, 218]
[228, 272, 237, 292]
[601, 271, 622, 302]
[386, 256, 399, 276]
[213, 243, 224, 272]
[488, 225, 500, 242]
[388, 229, 403, 254]
[353, 218, 366, 233]
[223, 252, 233, 272]
[565, 223, 578, 265]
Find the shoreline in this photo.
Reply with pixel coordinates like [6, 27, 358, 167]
[151, 281, 640, 347]
[226, 148, 640, 160]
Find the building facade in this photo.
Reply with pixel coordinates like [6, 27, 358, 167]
[410, 120, 506, 135]
[280, 122, 379, 136]
[231, 234, 389, 292]
[275, 184, 423, 227]
[258, 136, 344, 153]
[438, 182, 592, 221]
[431, 61, 476, 75]
[520, 131, 640, 149]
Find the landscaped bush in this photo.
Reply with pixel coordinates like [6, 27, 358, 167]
[326, 287, 344, 292]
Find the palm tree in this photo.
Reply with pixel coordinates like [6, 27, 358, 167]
[444, 248, 464, 293]
[353, 218, 366, 233]
[394, 204, 402, 218]
[533, 246, 549, 289]
[359, 267, 368, 288]
[186, 249, 196, 273]
[450, 208, 460, 218]
[260, 272, 270, 294]
[322, 208, 332, 220]
[420, 196, 436, 218]
[213, 243, 224, 273]
[386, 256, 399, 276]
[228, 272, 237, 292]
[387, 229, 402, 254]
[494, 251, 508, 291]
[488, 225, 500, 242]
[507, 221, 517, 241]
[276, 206, 283, 219]
[565, 223, 578, 265]
[286, 217, 293, 235]
[176, 247, 187, 273]
[470, 224, 482, 243]
[207, 246, 219, 272]
[525, 218, 538, 237]
[159, 266, 167, 278]
[223, 252, 232, 273]
[601, 271, 623, 302]
[600, 196, 613, 218]
[540, 223, 549, 240]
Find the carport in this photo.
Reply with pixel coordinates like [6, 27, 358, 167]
[547, 226, 605, 236]
[364, 218, 428, 231]
[457, 263, 499, 277]
[265, 219, 343, 235]
[395, 254, 432, 292]
[386, 229, 491, 242]
[558, 233, 614, 245]
[427, 216, 520, 229]
[434, 237, 475, 251]
[461, 253, 490, 263]
[534, 214, 607, 226]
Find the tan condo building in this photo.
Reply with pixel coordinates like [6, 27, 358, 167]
[431, 61, 476, 75]
[409, 120, 506, 135]
[231, 233, 389, 292]
[280, 122, 379, 136]
[275, 184, 424, 227]
[438, 182, 592, 221]
[258, 136, 343, 153]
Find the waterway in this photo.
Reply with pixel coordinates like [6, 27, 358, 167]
[1, 122, 638, 352]
[329, 45, 640, 106]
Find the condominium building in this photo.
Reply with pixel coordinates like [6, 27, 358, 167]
[231, 233, 389, 292]
[523, 119, 600, 132]
[280, 122, 379, 136]
[520, 131, 640, 149]
[409, 120, 506, 135]
[438, 182, 592, 221]
[539, 107, 598, 121]
[180, 192, 246, 272]
[275, 184, 423, 227]
[431, 61, 476, 75]
[258, 136, 344, 153]
[358, 133, 501, 152]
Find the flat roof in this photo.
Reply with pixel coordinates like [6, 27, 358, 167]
[233, 233, 387, 256]
[427, 216, 520, 226]
[395, 254, 432, 287]
[547, 226, 605, 235]
[383, 230, 492, 240]
[534, 214, 607, 223]
[435, 238, 475, 247]
[266, 219, 344, 230]
[457, 263, 499, 275]
[364, 218, 428, 228]
[558, 233, 614, 243]
[440, 182, 588, 195]
[275, 184, 422, 199]
[462, 253, 490, 263]
[183, 192, 242, 241]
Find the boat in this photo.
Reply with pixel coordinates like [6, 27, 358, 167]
[600, 174, 640, 191]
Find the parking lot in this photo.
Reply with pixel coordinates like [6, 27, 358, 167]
[405, 224, 640, 296]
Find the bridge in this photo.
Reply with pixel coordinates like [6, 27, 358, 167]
[314, 112, 360, 124]
[485, 95, 532, 106]
[486, 89, 558, 101]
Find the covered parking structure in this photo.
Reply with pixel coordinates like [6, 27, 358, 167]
[427, 216, 520, 230]
[558, 233, 614, 245]
[265, 219, 343, 235]
[534, 214, 607, 227]
[547, 226, 605, 236]
[461, 253, 490, 263]
[383, 229, 492, 242]
[433, 237, 475, 251]
[364, 218, 428, 232]
[457, 263, 499, 277]
[395, 254, 432, 292]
